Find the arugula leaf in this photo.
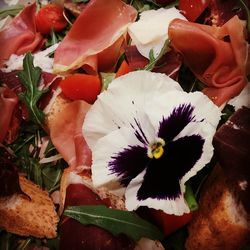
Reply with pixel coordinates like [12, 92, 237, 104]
[42, 164, 63, 193]
[143, 39, 170, 71]
[18, 53, 46, 126]
[64, 205, 164, 241]
[0, 4, 24, 20]
[100, 72, 116, 91]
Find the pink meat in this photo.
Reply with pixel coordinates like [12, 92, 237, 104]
[54, 0, 137, 73]
[0, 3, 43, 66]
[168, 15, 248, 106]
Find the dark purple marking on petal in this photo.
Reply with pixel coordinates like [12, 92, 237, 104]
[158, 103, 195, 142]
[109, 145, 149, 186]
[131, 118, 149, 145]
[137, 135, 204, 200]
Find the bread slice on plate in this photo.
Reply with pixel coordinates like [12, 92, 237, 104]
[0, 175, 59, 238]
[185, 165, 250, 250]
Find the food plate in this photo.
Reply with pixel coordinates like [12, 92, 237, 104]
[0, 0, 249, 249]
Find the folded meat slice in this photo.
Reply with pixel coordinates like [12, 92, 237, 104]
[0, 3, 43, 67]
[53, 0, 137, 73]
[168, 15, 248, 106]
[0, 87, 18, 143]
[213, 106, 250, 213]
[49, 100, 92, 170]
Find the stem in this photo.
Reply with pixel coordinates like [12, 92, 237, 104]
[184, 183, 198, 211]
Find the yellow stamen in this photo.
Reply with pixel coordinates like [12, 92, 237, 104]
[147, 138, 165, 159]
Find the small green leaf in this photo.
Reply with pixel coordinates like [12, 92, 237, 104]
[42, 165, 63, 193]
[64, 205, 164, 241]
[143, 39, 170, 71]
[100, 72, 116, 91]
[18, 53, 46, 126]
[0, 4, 24, 20]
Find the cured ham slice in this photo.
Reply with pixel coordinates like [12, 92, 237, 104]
[0, 87, 18, 143]
[125, 45, 182, 79]
[0, 3, 43, 67]
[53, 0, 137, 73]
[168, 16, 248, 106]
[49, 100, 92, 169]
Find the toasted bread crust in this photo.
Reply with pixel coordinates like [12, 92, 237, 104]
[0, 176, 59, 238]
[186, 166, 250, 250]
[45, 93, 71, 129]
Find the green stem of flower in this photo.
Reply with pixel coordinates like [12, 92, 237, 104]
[184, 183, 198, 211]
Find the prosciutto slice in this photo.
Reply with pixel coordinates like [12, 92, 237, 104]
[168, 15, 248, 106]
[49, 100, 92, 170]
[0, 3, 43, 67]
[0, 87, 18, 143]
[125, 45, 182, 79]
[53, 0, 137, 73]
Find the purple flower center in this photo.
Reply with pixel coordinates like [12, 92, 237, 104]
[108, 103, 204, 201]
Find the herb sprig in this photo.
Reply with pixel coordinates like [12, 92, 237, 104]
[0, 4, 24, 20]
[18, 53, 47, 126]
[64, 205, 164, 241]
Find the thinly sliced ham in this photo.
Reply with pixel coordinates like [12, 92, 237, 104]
[49, 100, 92, 170]
[0, 70, 61, 143]
[0, 87, 18, 143]
[168, 15, 248, 106]
[0, 3, 43, 67]
[125, 45, 182, 79]
[53, 0, 137, 73]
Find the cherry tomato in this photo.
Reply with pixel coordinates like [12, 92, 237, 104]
[115, 60, 132, 78]
[59, 74, 101, 104]
[36, 4, 67, 35]
[150, 209, 193, 236]
[179, 0, 211, 22]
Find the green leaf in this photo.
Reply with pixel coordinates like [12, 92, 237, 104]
[0, 4, 24, 20]
[130, 0, 154, 13]
[184, 183, 198, 211]
[42, 164, 63, 193]
[100, 72, 116, 91]
[143, 39, 170, 71]
[18, 53, 46, 126]
[64, 205, 164, 241]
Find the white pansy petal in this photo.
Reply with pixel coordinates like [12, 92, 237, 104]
[125, 170, 190, 215]
[145, 91, 221, 130]
[92, 126, 147, 196]
[128, 7, 186, 58]
[228, 83, 250, 110]
[83, 71, 182, 149]
[175, 121, 216, 191]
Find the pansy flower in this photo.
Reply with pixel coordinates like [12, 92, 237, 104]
[83, 71, 221, 215]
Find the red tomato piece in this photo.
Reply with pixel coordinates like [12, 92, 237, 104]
[115, 60, 132, 78]
[36, 4, 67, 35]
[179, 0, 211, 22]
[150, 209, 193, 236]
[59, 74, 101, 104]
